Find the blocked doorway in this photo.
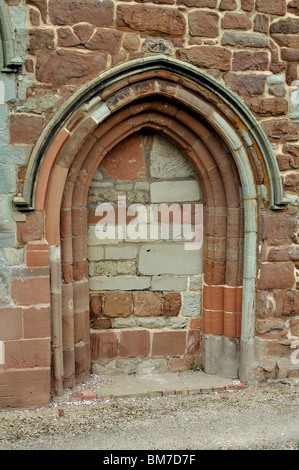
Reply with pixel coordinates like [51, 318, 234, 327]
[88, 131, 203, 374]
[21, 56, 287, 397]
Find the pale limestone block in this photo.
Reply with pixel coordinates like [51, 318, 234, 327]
[150, 180, 200, 203]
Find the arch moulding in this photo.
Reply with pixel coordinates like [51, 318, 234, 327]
[14, 56, 289, 393]
[0, 0, 22, 72]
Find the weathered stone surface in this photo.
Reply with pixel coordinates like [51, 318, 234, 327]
[123, 33, 140, 52]
[168, 318, 188, 329]
[284, 172, 299, 193]
[270, 18, 299, 34]
[178, 0, 217, 6]
[177, 46, 232, 71]
[254, 14, 269, 33]
[142, 39, 174, 55]
[281, 48, 299, 62]
[91, 331, 118, 360]
[222, 13, 251, 30]
[261, 119, 299, 143]
[101, 134, 146, 181]
[85, 29, 123, 53]
[57, 27, 81, 47]
[150, 134, 194, 179]
[116, 5, 186, 36]
[90, 295, 102, 319]
[49, 0, 114, 27]
[187, 330, 201, 355]
[139, 244, 202, 275]
[137, 317, 166, 328]
[91, 318, 112, 330]
[89, 276, 151, 291]
[188, 11, 219, 37]
[119, 330, 150, 358]
[151, 330, 187, 356]
[219, 0, 237, 9]
[256, 0, 286, 16]
[10, 114, 44, 145]
[28, 28, 55, 54]
[133, 291, 163, 317]
[182, 293, 201, 318]
[267, 245, 299, 262]
[73, 23, 95, 45]
[26, 0, 47, 23]
[12, 277, 50, 306]
[255, 318, 287, 339]
[222, 32, 269, 48]
[150, 181, 200, 203]
[258, 262, 295, 290]
[241, 0, 254, 11]
[261, 214, 298, 240]
[93, 260, 136, 277]
[245, 98, 288, 116]
[232, 51, 269, 71]
[287, 0, 299, 14]
[103, 292, 132, 318]
[151, 276, 188, 291]
[17, 212, 44, 244]
[163, 293, 182, 317]
[36, 50, 107, 85]
[271, 34, 299, 49]
[224, 73, 267, 96]
[104, 246, 138, 260]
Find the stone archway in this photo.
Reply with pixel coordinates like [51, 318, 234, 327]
[15, 56, 287, 395]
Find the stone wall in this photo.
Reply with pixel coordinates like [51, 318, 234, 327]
[88, 132, 203, 373]
[0, 0, 298, 406]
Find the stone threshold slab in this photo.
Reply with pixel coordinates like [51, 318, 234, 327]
[53, 371, 246, 404]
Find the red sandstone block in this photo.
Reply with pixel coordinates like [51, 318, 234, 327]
[4, 338, 51, 370]
[151, 331, 187, 357]
[261, 214, 298, 241]
[10, 114, 44, 145]
[23, 306, 51, 339]
[163, 293, 181, 317]
[190, 318, 201, 329]
[133, 292, 163, 317]
[258, 262, 295, 290]
[12, 277, 50, 306]
[119, 329, 150, 358]
[90, 331, 118, 360]
[103, 292, 132, 318]
[75, 342, 90, 380]
[26, 250, 49, 267]
[101, 134, 146, 181]
[26, 241, 48, 251]
[0, 308, 22, 341]
[187, 330, 201, 355]
[0, 369, 51, 408]
[17, 212, 45, 244]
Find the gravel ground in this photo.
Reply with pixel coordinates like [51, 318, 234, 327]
[0, 377, 298, 451]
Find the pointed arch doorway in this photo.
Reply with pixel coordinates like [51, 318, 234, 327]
[16, 56, 287, 395]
